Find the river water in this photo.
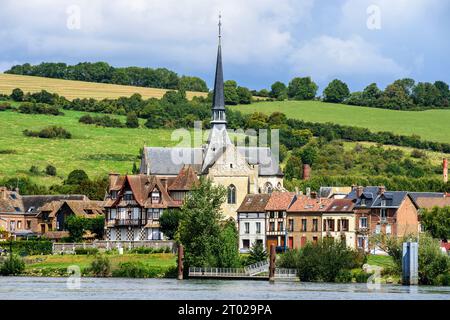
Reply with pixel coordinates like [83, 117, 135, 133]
[0, 277, 449, 300]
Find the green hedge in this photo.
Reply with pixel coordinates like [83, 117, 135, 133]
[112, 261, 175, 278]
[74, 248, 99, 255]
[7, 240, 53, 256]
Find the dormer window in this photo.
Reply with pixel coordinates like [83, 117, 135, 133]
[111, 191, 117, 199]
[381, 199, 386, 207]
[151, 189, 161, 204]
[123, 191, 133, 201]
[360, 199, 366, 206]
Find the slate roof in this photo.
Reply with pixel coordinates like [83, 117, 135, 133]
[236, 147, 283, 176]
[319, 186, 352, 198]
[141, 147, 203, 175]
[39, 200, 105, 218]
[22, 194, 87, 214]
[212, 43, 225, 111]
[287, 195, 332, 212]
[237, 194, 271, 213]
[0, 187, 24, 214]
[345, 186, 412, 209]
[265, 192, 296, 211]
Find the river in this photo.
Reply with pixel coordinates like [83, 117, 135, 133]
[0, 277, 449, 300]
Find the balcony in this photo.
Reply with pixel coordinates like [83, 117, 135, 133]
[112, 219, 142, 226]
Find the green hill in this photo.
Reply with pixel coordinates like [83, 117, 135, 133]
[232, 100, 450, 144]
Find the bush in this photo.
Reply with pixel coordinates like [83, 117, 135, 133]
[352, 269, 373, 283]
[79, 114, 124, 128]
[10, 88, 24, 102]
[45, 165, 57, 176]
[0, 255, 25, 275]
[335, 269, 353, 283]
[112, 262, 169, 278]
[90, 255, 111, 277]
[125, 112, 139, 128]
[29, 165, 41, 175]
[18, 102, 63, 115]
[75, 248, 99, 255]
[10, 240, 53, 255]
[23, 126, 71, 139]
[0, 102, 12, 111]
[433, 273, 450, 286]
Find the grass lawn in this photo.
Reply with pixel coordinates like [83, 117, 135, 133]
[233, 100, 450, 144]
[0, 109, 178, 186]
[24, 253, 176, 272]
[367, 255, 396, 269]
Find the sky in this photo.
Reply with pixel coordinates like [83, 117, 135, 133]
[0, 0, 449, 92]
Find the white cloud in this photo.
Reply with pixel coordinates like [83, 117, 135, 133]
[288, 35, 408, 81]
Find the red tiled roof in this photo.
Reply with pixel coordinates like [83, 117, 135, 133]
[265, 192, 296, 211]
[415, 197, 450, 209]
[168, 165, 199, 191]
[287, 195, 333, 212]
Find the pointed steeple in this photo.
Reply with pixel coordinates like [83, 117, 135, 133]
[211, 14, 226, 122]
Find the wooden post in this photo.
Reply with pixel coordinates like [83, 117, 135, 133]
[177, 244, 184, 280]
[269, 244, 276, 283]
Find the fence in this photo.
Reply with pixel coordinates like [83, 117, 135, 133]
[188, 266, 298, 280]
[52, 240, 175, 254]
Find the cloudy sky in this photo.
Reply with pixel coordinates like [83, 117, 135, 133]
[0, 0, 449, 92]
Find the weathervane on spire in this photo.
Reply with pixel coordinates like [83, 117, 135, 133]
[218, 13, 222, 44]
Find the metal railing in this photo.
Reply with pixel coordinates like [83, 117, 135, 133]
[244, 260, 269, 275]
[274, 268, 298, 279]
[188, 266, 298, 280]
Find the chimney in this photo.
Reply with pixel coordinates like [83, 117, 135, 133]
[0, 187, 7, 200]
[295, 186, 299, 195]
[311, 191, 317, 199]
[302, 164, 311, 180]
[356, 186, 364, 198]
[444, 158, 448, 183]
[378, 186, 386, 195]
[351, 184, 357, 191]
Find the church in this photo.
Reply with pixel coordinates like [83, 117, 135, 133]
[140, 23, 285, 220]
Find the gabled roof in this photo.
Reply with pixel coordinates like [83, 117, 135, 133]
[414, 197, 450, 210]
[287, 195, 332, 212]
[371, 192, 408, 208]
[265, 192, 296, 211]
[0, 187, 24, 214]
[22, 194, 87, 214]
[237, 194, 271, 213]
[39, 200, 104, 218]
[319, 186, 352, 198]
[168, 165, 199, 191]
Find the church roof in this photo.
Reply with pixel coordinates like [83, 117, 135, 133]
[212, 43, 225, 111]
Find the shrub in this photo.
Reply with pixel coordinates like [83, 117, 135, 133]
[125, 112, 139, 128]
[75, 248, 99, 255]
[18, 102, 63, 115]
[0, 102, 12, 111]
[10, 88, 24, 102]
[90, 255, 111, 277]
[10, 240, 52, 255]
[352, 269, 373, 283]
[23, 126, 71, 139]
[335, 269, 353, 283]
[112, 262, 168, 278]
[433, 273, 450, 286]
[0, 255, 25, 275]
[45, 165, 57, 176]
[29, 165, 41, 175]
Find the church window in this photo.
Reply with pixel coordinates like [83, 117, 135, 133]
[265, 182, 273, 194]
[227, 185, 236, 204]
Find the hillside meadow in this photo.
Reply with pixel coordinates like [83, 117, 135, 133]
[0, 73, 208, 101]
[233, 100, 450, 144]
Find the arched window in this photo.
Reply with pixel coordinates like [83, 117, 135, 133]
[265, 182, 273, 194]
[227, 185, 236, 204]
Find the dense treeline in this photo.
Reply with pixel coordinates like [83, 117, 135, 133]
[6, 62, 209, 92]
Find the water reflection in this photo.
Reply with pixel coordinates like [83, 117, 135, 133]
[0, 277, 448, 300]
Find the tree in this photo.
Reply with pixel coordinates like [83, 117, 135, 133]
[287, 77, 318, 100]
[362, 83, 382, 106]
[378, 82, 414, 110]
[88, 216, 105, 239]
[434, 80, 449, 107]
[177, 178, 226, 268]
[126, 112, 139, 128]
[237, 86, 252, 104]
[246, 112, 268, 129]
[270, 81, 287, 100]
[178, 76, 208, 92]
[421, 206, 450, 241]
[45, 165, 57, 176]
[267, 112, 287, 127]
[246, 242, 268, 265]
[159, 209, 182, 240]
[65, 215, 88, 242]
[323, 79, 350, 103]
[284, 155, 302, 180]
[10, 88, 24, 102]
[224, 80, 240, 105]
[299, 145, 318, 166]
[66, 169, 89, 185]
[217, 220, 240, 268]
[412, 82, 440, 107]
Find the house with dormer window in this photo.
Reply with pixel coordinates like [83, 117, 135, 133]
[346, 186, 419, 252]
[104, 166, 198, 241]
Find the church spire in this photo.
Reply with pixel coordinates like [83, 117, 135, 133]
[211, 14, 226, 119]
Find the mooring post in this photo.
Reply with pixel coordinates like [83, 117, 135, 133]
[402, 242, 418, 285]
[269, 244, 276, 283]
[177, 244, 184, 280]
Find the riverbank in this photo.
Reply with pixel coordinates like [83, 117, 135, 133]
[21, 253, 177, 277]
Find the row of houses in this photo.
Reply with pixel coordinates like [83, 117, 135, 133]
[237, 186, 450, 253]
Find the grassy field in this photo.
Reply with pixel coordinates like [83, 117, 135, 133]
[0, 109, 178, 186]
[366, 255, 396, 269]
[0, 73, 208, 100]
[23, 253, 176, 274]
[233, 100, 450, 144]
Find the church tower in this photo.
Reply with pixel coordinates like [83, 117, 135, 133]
[202, 15, 232, 173]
